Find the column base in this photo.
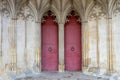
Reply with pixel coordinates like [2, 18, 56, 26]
[34, 63, 41, 72]
[59, 64, 65, 72]
[106, 70, 116, 75]
[38, 64, 41, 72]
[82, 66, 88, 72]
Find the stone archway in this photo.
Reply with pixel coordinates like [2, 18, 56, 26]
[65, 11, 82, 71]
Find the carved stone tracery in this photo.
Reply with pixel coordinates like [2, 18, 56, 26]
[89, 5, 106, 21]
[65, 11, 80, 23]
[17, 6, 35, 21]
[41, 11, 57, 24]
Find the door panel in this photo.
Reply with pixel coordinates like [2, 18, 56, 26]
[65, 15, 82, 71]
[42, 15, 58, 71]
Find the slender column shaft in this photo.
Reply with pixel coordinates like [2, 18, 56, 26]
[82, 21, 89, 68]
[10, 18, 17, 73]
[96, 18, 100, 68]
[107, 18, 114, 73]
[58, 23, 65, 72]
[24, 19, 27, 69]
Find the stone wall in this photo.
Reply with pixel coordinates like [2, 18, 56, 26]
[0, 0, 120, 75]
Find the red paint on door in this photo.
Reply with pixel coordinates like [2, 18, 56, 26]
[65, 12, 82, 71]
[41, 12, 58, 71]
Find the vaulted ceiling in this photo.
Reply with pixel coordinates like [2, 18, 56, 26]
[0, 0, 118, 23]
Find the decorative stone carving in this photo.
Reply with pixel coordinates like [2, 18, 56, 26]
[65, 19, 69, 23]
[89, 5, 106, 20]
[17, 13, 25, 20]
[17, 6, 35, 21]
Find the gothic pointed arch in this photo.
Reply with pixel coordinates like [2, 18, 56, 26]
[88, 4, 107, 70]
[16, 3, 36, 69]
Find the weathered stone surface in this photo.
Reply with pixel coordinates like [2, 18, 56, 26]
[16, 72, 108, 80]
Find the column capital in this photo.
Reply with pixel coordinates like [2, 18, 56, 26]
[58, 23, 65, 25]
[11, 17, 17, 20]
[81, 21, 88, 23]
[58, 23, 64, 28]
[107, 17, 112, 19]
[35, 21, 41, 23]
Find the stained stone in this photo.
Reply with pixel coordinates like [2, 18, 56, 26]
[16, 72, 109, 80]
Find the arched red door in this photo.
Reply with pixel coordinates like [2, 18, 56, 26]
[65, 11, 82, 71]
[41, 11, 58, 71]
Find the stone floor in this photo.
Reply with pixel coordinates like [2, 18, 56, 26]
[17, 71, 109, 80]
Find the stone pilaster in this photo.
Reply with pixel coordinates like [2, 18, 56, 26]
[35, 21, 41, 72]
[82, 21, 89, 70]
[58, 23, 65, 72]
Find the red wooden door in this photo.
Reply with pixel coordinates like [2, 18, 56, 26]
[41, 13, 58, 71]
[65, 13, 82, 71]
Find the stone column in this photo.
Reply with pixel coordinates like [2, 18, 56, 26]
[35, 21, 41, 72]
[82, 21, 89, 69]
[107, 17, 114, 73]
[58, 23, 65, 72]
